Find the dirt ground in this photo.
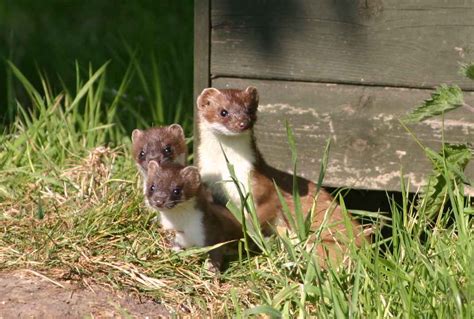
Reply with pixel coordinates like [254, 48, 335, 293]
[0, 270, 169, 318]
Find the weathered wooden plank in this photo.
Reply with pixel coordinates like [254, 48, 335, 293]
[212, 77, 474, 191]
[193, 0, 210, 165]
[211, 0, 474, 90]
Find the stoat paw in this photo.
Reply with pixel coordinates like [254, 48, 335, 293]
[204, 259, 220, 274]
[171, 244, 183, 252]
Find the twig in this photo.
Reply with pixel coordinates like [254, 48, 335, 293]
[25, 269, 65, 288]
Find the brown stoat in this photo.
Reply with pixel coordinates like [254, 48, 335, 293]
[131, 125, 187, 190]
[145, 160, 243, 270]
[196, 87, 369, 260]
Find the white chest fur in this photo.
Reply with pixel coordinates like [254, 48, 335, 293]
[198, 122, 256, 208]
[158, 199, 206, 248]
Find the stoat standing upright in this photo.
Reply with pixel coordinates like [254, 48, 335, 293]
[145, 161, 243, 270]
[131, 124, 187, 191]
[196, 87, 275, 228]
[196, 87, 369, 262]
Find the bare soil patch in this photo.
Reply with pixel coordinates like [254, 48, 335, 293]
[0, 270, 168, 318]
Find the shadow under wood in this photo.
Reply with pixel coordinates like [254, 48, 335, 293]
[327, 187, 414, 214]
[327, 188, 413, 250]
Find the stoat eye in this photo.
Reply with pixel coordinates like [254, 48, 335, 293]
[149, 184, 156, 192]
[172, 188, 181, 196]
[220, 109, 229, 117]
[163, 145, 172, 156]
[139, 150, 146, 159]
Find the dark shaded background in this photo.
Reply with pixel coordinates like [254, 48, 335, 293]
[0, 0, 194, 130]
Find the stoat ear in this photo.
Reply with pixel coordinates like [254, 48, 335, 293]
[180, 166, 201, 187]
[197, 88, 221, 110]
[148, 160, 160, 175]
[168, 124, 185, 140]
[131, 129, 143, 142]
[245, 86, 259, 104]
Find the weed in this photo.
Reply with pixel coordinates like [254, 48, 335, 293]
[0, 63, 472, 317]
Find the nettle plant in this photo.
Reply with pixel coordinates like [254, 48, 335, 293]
[403, 63, 474, 218]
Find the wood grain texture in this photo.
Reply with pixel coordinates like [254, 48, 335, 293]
[212, 77, 474, 191]
[193, 0, 210, 165]
[211, 0, 474, 90]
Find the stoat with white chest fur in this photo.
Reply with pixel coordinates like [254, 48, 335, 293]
[145, 161, 243, 270]
[196, 87, 370, 263]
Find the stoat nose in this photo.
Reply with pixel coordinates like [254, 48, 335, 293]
[238, 120, 250, 130]
[154, 198, 164, 207]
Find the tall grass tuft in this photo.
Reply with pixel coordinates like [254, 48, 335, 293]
[0, 63, 472, 317]
[2, 62, 125, 167]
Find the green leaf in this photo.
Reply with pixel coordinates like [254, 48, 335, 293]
[220, 143, 270, 254]
[274, 180, 296, 232]
[177, 241, 236, 257]
[285, 120, 297, 165]
[427, 144, 472, 182]
[403, 85, 464, 123]
[285, 122, 305, 239]
[67, 62, 109, 113]
[316, 138, 331, 193]
[245, 305, 282, 318]
[417, 143, 472, 218]
[7, 61, 45, 110]
[36, 199, 44, 220]
[459, 62, 474, 80]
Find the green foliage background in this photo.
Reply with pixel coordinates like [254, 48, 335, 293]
[0, 0, 194, 131]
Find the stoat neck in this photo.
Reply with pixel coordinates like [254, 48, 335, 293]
[158, 198, 198, 231]
[198, 120, 257, 165]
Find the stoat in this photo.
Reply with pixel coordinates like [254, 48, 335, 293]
[196, 87, 370, 262]
[145, 160, 243, 270]
[131, 124, 187, 190]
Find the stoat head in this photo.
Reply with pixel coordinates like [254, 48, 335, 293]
[131, 124, 186, 175]
[197, 86, 259, 136]
[145, 161, 200, 210]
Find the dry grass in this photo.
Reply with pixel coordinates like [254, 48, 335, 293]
[0, 64, 472, 317]
[0, 144, 265, 316]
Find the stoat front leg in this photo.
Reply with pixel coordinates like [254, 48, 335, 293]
[172, 231, 186, 251]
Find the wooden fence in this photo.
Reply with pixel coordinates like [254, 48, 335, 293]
[194, 0, 474, 191]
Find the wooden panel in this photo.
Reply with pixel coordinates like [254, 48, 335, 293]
[211, 0, 474, 90]
[212, 77, 474, 191]
[193, 0, 210, 165]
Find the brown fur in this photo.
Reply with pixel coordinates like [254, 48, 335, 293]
[197, 87, 370, 265]
[146, 161, 243, 269]
[197, 87, 258, 134]
[146, 161, 198, 209]
[197, 190, 244, 269]
[131, 124, 187, 174]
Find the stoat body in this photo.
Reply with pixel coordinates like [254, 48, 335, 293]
[198, 123, 255, 208]
[196, 87, 370, 262]
[145, 161, 242, 269]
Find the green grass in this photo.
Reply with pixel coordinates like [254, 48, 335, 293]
[0, 0, 193, 131]
[0, 65, 472, 317]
